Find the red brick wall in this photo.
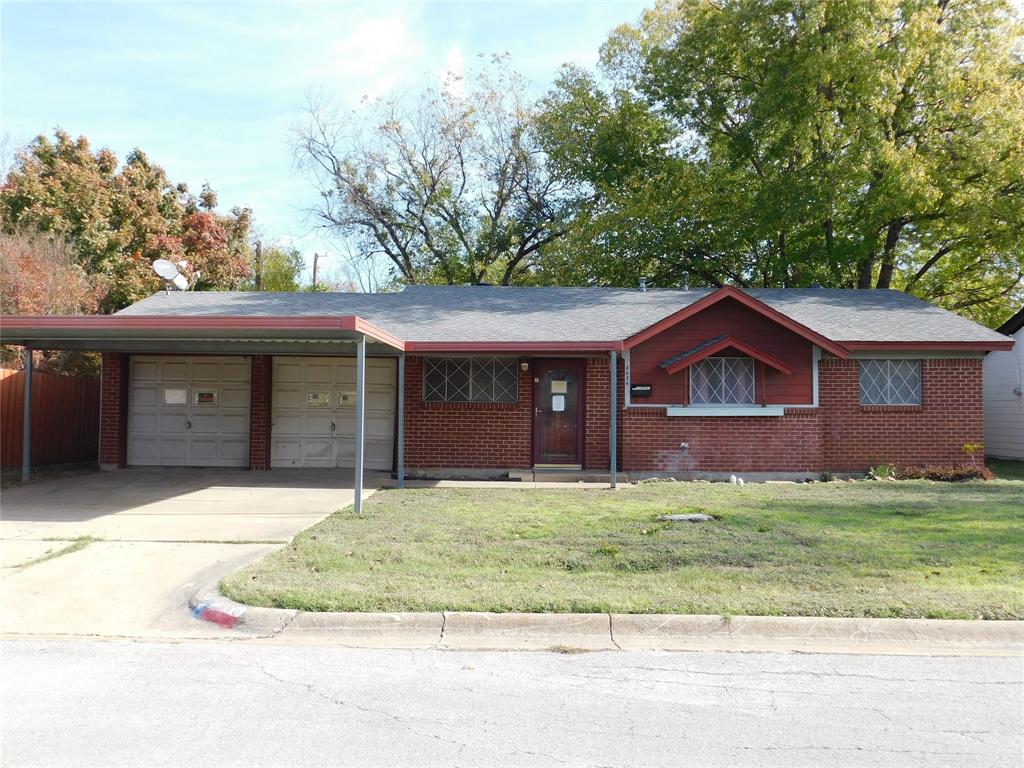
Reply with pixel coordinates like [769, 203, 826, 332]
[403, 356, 533, 469]
[618, 357, 984, 473]
[583, 355, 625, 471]
[621, 406, 823, 473]
[249, 355, 271, 470]
[99, 352, 128, 468]
[820, 358, 984, 471]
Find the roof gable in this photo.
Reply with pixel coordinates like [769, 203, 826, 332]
[623, 286, 850, 358]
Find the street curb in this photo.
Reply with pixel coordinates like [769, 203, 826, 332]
[188, 586, 1024, 655]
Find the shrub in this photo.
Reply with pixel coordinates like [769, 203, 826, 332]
[893, 465, 994, 482]
[819, 471, 835, 482]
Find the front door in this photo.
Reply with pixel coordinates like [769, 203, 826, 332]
[533, 360, 583, 467]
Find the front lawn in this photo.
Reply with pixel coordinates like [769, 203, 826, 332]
[223, 478, 1024, 619]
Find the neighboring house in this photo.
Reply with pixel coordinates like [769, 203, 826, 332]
[983, 307, 1024, 460]
[1, 285, 1014, 479]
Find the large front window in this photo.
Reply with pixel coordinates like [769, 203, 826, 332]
[689, 357, 755, 405]
[422, 357, 518, 403]
[859, 359, 922, 405]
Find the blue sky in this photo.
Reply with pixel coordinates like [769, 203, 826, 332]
[1, 1, 647, 280]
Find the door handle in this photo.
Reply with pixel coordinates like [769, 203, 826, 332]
[186, 419, 191, 431]
[331, 421, 336, 434]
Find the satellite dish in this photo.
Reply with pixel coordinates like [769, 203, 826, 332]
[152, 258, 191, 293]
[153, 259, 179, 280]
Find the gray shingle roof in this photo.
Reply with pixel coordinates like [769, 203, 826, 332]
[115, 285, 1007, 345]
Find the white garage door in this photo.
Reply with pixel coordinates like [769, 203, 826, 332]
[272, 357, 396, 470]
[128, 356, 251, 467]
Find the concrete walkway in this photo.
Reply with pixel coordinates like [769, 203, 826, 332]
[0, 469, 380, 638]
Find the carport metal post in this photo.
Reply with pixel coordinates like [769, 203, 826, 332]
[353, 335, 366, 514]
[610, 350, 617, 489]
[397, 354, 405, 489]
[22, 345, 32, 482]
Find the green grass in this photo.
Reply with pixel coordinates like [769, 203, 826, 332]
[10, 536, 97, 569]
[988, 457, 1024, 481]
[222, 479, 1024, 620]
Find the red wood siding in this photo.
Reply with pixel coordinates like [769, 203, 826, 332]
[1, 368, 100, 469]
[629, 298, 815, 405]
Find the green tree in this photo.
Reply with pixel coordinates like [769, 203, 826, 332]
[250, 242, 305, 291]
[539, 0, 1024, 324]
[294, 58, 568, 286]
[0, 129, 254, 311]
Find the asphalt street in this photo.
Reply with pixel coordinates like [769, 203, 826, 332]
[2, 640, 1020, 768]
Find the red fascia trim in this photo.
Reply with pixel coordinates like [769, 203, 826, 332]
[0, 315, 406, 350]
[405, 341, 623, 354]
[622, 286, 850, 358]
[840, 340, 1014, 352]
[662, 335, 795, 376]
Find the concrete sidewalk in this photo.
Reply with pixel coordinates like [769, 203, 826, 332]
[188, 587, 1024, 656]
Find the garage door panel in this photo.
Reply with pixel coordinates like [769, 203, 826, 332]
[302, 439, 335, 463]
[221, 414, 250, 435]
[133, 361, 160, 381]
[130, 412, 160, 433]
[161, 362, 190, 380]
[275, 362, 304, 383]
[272, 357, 396, 470]
[306, 363, 334, 383]
[129, 356, 250, 468]
[220, 362, 250, 381]
[274, 388, 304, 409]
[159, 413, 189, 433]
[220, 386, 250, 408]
[220, 439, 249, 462]
[131, 385, 159, 407]
[161, 437, 189, 461]
[191, 362, 222, 380]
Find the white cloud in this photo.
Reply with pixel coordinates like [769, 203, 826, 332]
[439, 44, 465, 97]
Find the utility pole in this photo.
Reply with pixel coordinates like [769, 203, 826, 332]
[254, 241, 263, 290]
[312, 252, 323, 288]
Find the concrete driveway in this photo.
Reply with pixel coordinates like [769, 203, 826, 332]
[0, 469, 380, 638]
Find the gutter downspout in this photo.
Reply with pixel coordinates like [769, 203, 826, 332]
[22, 345, 32, 483]
[354, 335, 366, 513]
[610, 350, 617, 489]
[397, 353, 405, 489]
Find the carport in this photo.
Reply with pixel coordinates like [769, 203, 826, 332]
[0, 315, 409, 513]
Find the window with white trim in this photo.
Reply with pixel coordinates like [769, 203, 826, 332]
[423, 357, 518, 403]
[690, 357, 755, 405]
[858, 359, 922, 405]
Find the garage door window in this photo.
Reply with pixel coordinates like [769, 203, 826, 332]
[163, 388, 187, 406]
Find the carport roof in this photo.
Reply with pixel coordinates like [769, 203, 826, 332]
[0, 285, 1013, 352]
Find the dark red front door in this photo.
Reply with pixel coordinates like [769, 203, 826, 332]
[533, 360, 583, 466]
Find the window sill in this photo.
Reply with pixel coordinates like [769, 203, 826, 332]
[665, 406, 786, 417]
[858, 404, 923, 413]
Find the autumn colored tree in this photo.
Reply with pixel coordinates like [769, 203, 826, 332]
[0, 227, 107, 372]
[0, 130, 254, 312]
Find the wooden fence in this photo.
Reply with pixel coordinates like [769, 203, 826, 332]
[0, 368, 101, 469]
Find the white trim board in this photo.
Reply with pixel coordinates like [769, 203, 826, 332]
[665, 406, 786, 417]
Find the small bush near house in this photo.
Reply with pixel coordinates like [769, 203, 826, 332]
[893, 466, 994, 482]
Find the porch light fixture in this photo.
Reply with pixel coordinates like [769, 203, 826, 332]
[520, 360, 530, 371]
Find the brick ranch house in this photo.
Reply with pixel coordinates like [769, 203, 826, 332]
[2, 285, 1013, 489]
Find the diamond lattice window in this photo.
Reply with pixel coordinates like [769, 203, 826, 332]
[858, 360, 922, 405]
[423, 358, 518, 403]
[689, 357, 755, 405]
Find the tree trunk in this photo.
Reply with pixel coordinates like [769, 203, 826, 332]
[876, 221, 905, 289]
